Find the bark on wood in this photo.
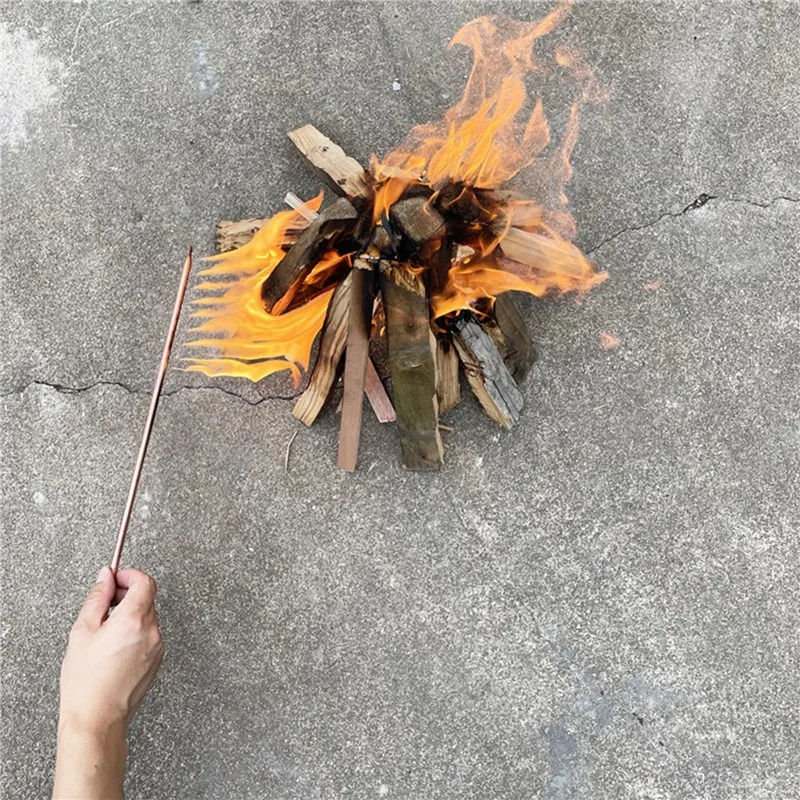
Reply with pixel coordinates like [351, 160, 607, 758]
[380, 261, 443, 470]
[491, 293, 536, 381]
[337, 265, 374, 471]
[389, 196, 446, 246]
[292, 273, 352, 426]
[453, 313, 523, 429]
[216, 218, 271, 253]
[261, 197, 358, 312]
[288, 124, 370, 199]
[436, 337, 460, 414]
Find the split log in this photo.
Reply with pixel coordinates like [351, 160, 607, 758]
[436, 337, 460, 414]
[380, 261, 443, 470]
[216, 217, 270, 253]
[491, 293, 536, 381]
[337, 263, 375, 471]
[261, 197, 358, 312]
[292, 273, 352, 426]
[499, 227, 588, 278]
[389, 196, 445, 246]
[453, 313, 523, 429]
[288, 124, 370, 199]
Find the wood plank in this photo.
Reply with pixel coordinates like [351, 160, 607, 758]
[261, 197, 358, 312]
[292, 273, 352, 426]
[337, 265, 374, 471]
[453, 313, 523, 429]
[380, 261, 443, 470]
[288, 124, 370, 199]
[219, 124, 367, 256]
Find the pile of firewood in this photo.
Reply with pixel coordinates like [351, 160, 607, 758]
[187, 9, 605, 471]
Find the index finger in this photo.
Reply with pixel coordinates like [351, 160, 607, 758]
[114, 568, 158, 615]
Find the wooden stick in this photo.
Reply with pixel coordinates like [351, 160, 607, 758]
[337, 264, 374, 471]
[288, 124, 370, 199]
[261, 197, 358, 312]
[453, 313, 523, 430]
[380, 260, 443, 470]
[284, 191, 319, 221]
[292, 273, 352, 425]
[365, 358, 396, 423]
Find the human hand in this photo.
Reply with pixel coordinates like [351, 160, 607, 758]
[58, 567, 164, 738]
[53, 567, 164, 800]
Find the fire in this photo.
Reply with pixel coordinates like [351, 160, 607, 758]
[184, 194, 331, 386]
[371, 0, 605, 319]
[433, 255, 605, 319]
[375, 4, 574, 189]
[187, 1, 604, 390]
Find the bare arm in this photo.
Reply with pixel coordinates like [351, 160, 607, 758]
[53, 568, 164, 800]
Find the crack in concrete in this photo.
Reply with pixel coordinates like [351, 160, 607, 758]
[0, 380, 300, 406]
[5, 194, 797, 406]
[587, 193, 800, 255]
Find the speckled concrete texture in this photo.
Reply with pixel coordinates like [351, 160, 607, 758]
[2, 2, 799, 798]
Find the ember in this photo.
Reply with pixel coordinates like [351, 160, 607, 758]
[186, 2, 606, 470]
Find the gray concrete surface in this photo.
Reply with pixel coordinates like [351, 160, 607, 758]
[2, 1, 799, 798]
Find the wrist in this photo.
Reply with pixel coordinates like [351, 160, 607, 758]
[58, 695, 128, 734]
[54, 719, 127, 800]
[58, 714, 127, 749]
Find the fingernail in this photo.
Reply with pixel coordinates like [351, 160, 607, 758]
[96, 567, 110, 583]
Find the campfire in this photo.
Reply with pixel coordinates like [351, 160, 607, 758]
[185, 3, 606, 470]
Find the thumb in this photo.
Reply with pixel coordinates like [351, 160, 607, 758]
[75, 567, 116, 629]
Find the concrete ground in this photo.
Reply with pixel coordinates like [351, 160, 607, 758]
[2, 1, 799, 798]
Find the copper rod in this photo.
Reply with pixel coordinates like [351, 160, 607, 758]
[110, 247, 193, 574]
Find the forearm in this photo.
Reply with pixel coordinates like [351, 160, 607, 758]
[53, 721, 127, 800]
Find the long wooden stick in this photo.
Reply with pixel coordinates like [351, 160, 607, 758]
[292, 273, 353, 425]
[337, 264, 373, 471]
[111, 248, 193, 573]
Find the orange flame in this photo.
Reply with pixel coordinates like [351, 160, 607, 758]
[371, 1, 605, 316]
[184, 194, 332, 386]
[432, 255, 606, 319]
[373, 3, 583, 189]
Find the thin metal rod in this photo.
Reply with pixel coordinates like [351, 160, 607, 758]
[110, 247, 193, 573]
